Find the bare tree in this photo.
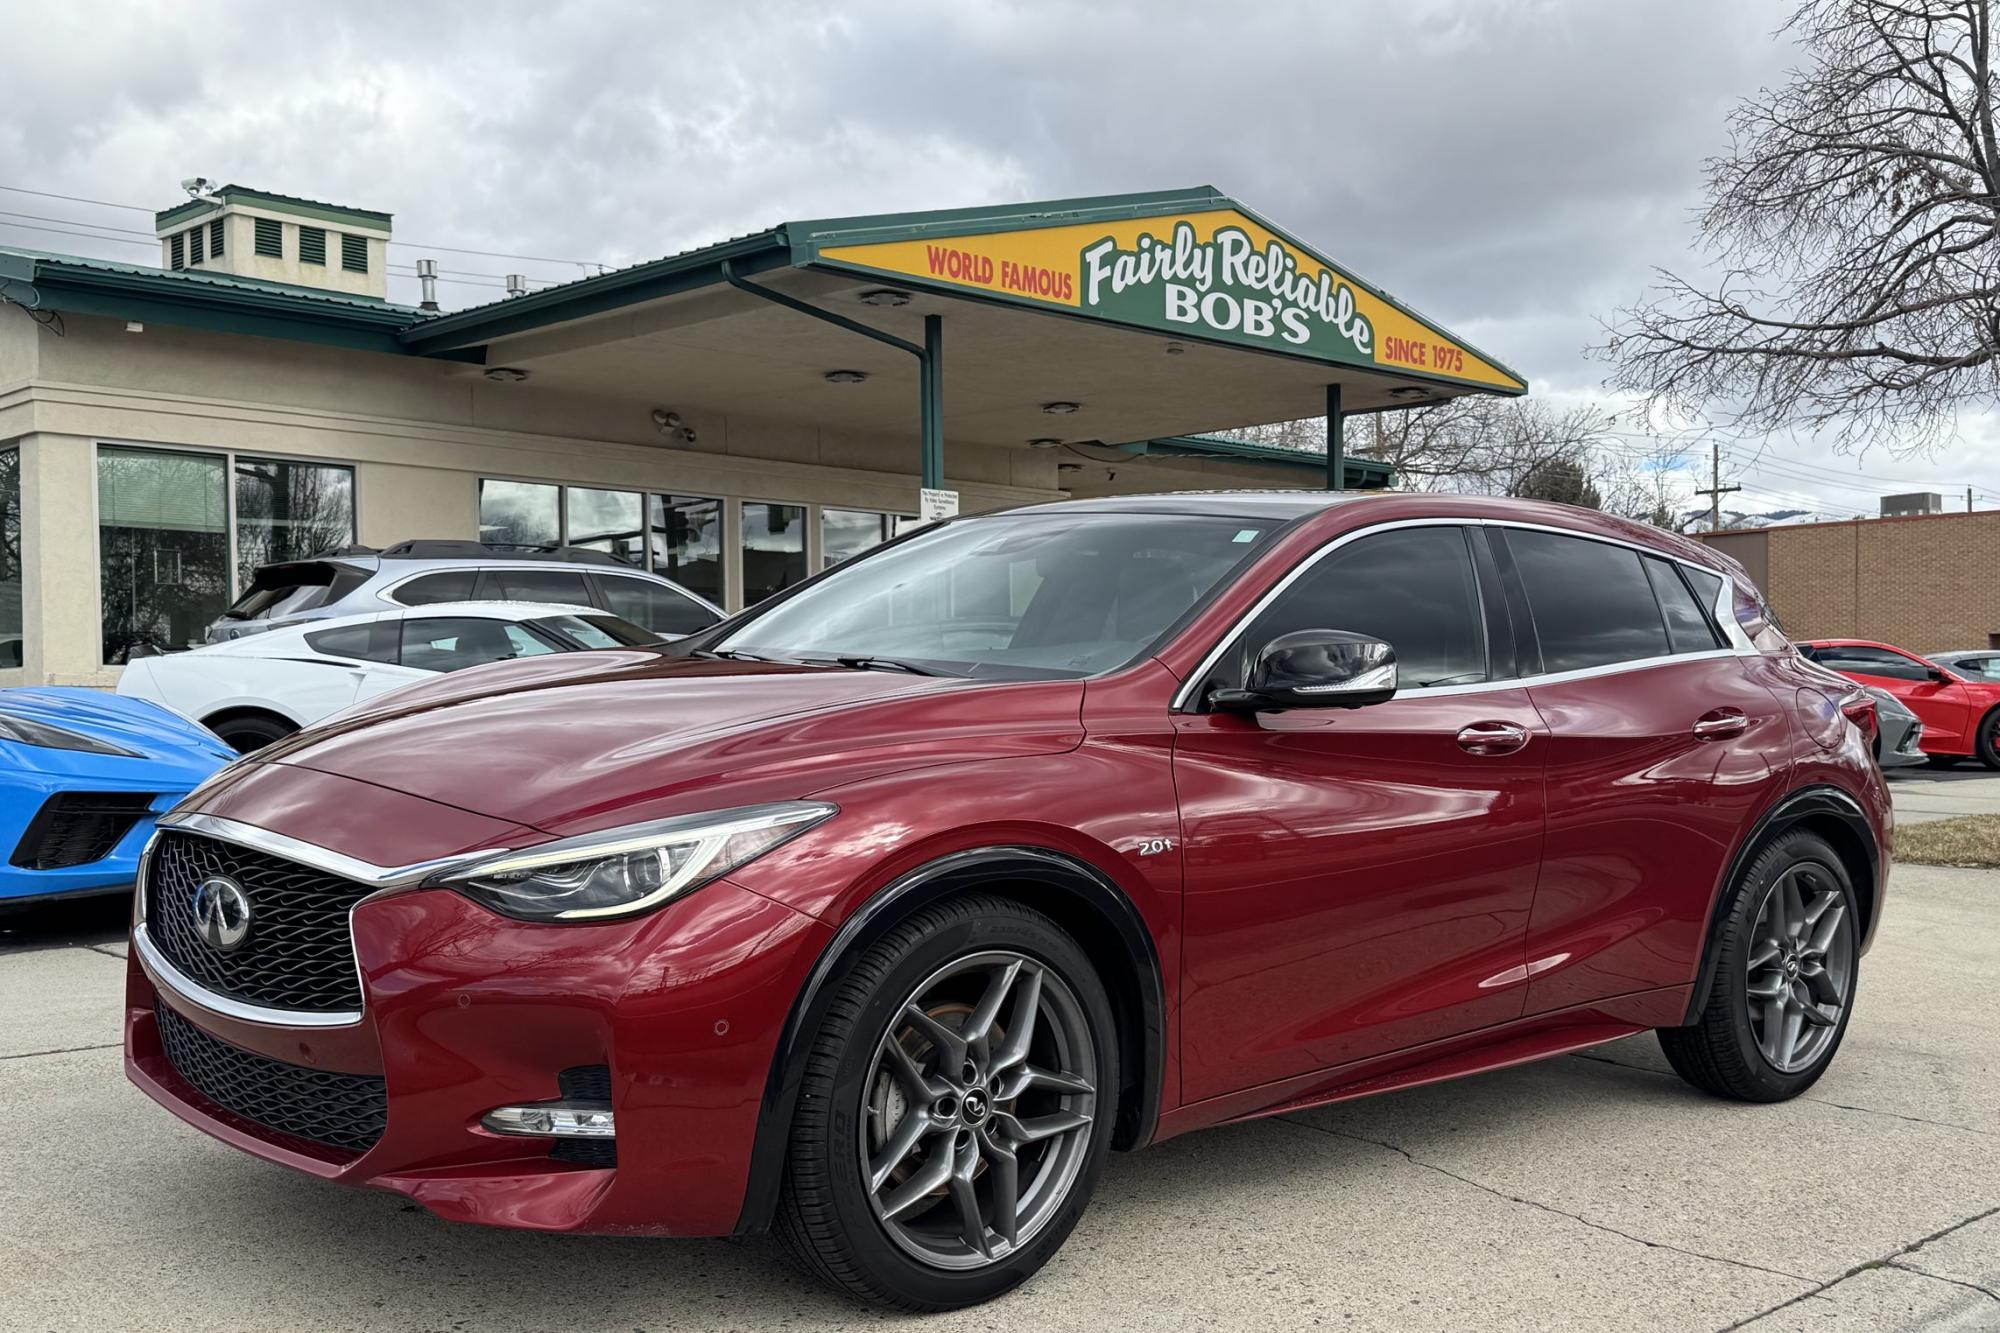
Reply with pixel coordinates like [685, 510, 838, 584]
[1604, 0, 2000, 451]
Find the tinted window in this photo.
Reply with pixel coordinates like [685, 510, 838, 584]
[530, 614, 658, 649]
[399, 617, 559, 673]
[1644, 557, 1722, 653]
[1683, 566, 1726, 615]
[1239, 526, 1488, 689]
[1958, 657, 2000, 680]
[1507, 530, 1669, 673]
[392, 570, 479, 606]
[478, 569, 593, 606]
[596, 575, 718, 635]
[303, 622, 395, 663]
[1815, 646, 1932, 681]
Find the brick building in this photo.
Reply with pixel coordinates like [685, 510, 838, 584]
[1703, 510, 2000, 653]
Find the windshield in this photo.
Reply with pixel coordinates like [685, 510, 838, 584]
[530, 613, 659, 649]
[715, 511, 1277, 679]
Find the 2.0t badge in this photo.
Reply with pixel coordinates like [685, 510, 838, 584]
[191, 876, 252, 953]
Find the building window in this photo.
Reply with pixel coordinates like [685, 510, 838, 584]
[299, 226, 327, 267]
[168, 233, 185, 270]
[231, 457, 356, 589]
[341, 233, 368, 274]
[209, 219, 224, 259]
[820, 507, 906, 569]
[478, 479, 561, 548]
[742, 502, 807, 604]
[254, 217, 283, 258]
[565, 487, 644, 566]
[97, 447, 231, 663]
[650, 495, 722, 607]
[0, 447, 20, 669]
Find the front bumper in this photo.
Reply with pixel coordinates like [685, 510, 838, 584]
[127, 874, 831, 1236]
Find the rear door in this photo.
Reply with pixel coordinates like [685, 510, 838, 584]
[1493, 527, 1794, 1017]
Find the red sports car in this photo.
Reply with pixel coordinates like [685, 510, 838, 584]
[1798, 638, 2000, 769]
[126, 493, 1890, 1310]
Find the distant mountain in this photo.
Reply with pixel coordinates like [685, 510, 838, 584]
[1681, 507, 1854, 533]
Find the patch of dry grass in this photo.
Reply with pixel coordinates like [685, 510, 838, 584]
[1895, 814, 2000, 868]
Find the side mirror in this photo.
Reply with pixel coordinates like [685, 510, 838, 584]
[1212, 629, 1398, 712]
[1928, 666, 1953, 684]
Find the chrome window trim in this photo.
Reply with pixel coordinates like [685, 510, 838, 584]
[1171, 516, 1755, 713]
[135, 813, 503, 1029]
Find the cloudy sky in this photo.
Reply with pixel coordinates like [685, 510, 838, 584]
[7, 0, 2000, 517]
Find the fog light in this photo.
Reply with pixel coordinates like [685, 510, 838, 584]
[482, 1103, 617, 1139]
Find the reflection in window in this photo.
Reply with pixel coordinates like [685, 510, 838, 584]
[479, 479, 560, 548]
[566, 487, 644, 566]
[742, 502, 807, 604]
[821, 508, 896, 570]
[0, 448, 18, 668]
[98, 447, 230, 663]
[650, 495, 723, 606]
[232, 457, 356, 588]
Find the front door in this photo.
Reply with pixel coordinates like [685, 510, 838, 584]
[1174, 524, 1546, 1104]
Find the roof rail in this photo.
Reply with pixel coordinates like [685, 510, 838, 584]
[374, 539, 633, 567]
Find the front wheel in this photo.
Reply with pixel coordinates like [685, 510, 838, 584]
[1976, 710, 2000, 771]
[776, 894, 1118, 1310]
[1660, 830, 1859, 1101]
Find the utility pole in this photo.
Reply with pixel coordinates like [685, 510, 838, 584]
[1970, 486, 1976, 513]
[1694, 441, 1741, 531]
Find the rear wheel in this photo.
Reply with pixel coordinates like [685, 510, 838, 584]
[1661, 830, 1858, 1101]
[205, 711, 296, 754]
[776, 895, 1117, 1310]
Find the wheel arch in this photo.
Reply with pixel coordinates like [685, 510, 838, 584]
[731, 845, 1165, 1236]
[1681, 784, 1880, 1023]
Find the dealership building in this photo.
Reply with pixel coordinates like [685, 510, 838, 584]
[0, 184, 1524, 687]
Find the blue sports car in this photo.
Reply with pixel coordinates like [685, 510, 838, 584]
[1, 688, 234, 908]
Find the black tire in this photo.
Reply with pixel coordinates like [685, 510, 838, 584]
[1660, 830, 1859, 1102]
[1975, 709, 2000, 771]
[775, 894, 1119, 1311]
[206, 711, 295, 754]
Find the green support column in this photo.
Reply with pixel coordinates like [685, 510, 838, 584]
[922, 315, 944, 492]
[1326, 383, 1345, 491]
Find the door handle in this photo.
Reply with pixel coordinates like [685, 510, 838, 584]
[1692, 708, 1749, 740]
[1456, 721, 1529, 755]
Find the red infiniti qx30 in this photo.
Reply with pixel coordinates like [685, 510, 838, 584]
[127, 493, 1890, 1310]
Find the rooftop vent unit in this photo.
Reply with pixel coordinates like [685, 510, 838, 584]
[153, 182, 393, 302]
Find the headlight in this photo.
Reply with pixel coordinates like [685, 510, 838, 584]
[0, 713, 140, 758]
[432, 801, 836, 922]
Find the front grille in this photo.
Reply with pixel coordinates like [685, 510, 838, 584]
[155, 1003, 387, 1155]
[145, 831, 367, 1013]
[9, 792, 156, 870]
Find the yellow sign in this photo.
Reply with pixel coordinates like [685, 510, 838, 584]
[819, 208, 1523, 392]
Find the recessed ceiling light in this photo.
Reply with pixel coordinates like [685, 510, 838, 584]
[1041, 401, 1081, 415]
[483, 367, 529, 383]
[824, 369, 868, 384]
[1027, 438, 1062, 449]
[1388, 386, 1428, 401]
[858, 289, 912, 307]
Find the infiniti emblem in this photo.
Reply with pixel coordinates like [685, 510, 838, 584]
[192, 876, 252, 953]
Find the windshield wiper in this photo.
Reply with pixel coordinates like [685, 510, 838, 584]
[700, 648, 798, 665]
[821, 654, 951, 677]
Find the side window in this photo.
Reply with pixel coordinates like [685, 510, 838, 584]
[1506, 530, 1670, 673]
[1818, 646, 1931, 681]
[398, 617, 557, 673]
[478, 568, 593, 606]
[1236, 526, 1489, 691]
[390, 570, 478, 606]
[595, 575, 720, 635]
[303, 622, 396, 663]
[1644, 558, 1723, 653]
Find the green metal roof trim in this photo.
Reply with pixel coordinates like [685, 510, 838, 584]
[1130, 435, 1397, 486]
[155, 185, 394, 231]
[0, 245, 426, 355]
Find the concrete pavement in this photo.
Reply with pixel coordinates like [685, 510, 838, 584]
[1886, 765, 2000, 826]
[2, 866, 1995, 1330]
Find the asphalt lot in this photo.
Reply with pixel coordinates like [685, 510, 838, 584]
[3, 773, 1997, 1331]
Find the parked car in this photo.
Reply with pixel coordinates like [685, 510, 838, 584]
[204, 540, 723, 645]
[1798, 638, 2000, 769]
[126, 494, 1888, 1311]
[1860, 686, 1926, 768]
[2, 688, 233, 909]
[1928, 649, 2000, 682]
[122, 602, 662, 752]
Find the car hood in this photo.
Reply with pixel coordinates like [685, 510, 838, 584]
[0, 687, 236, 782]
[251, 649, 1085, 833]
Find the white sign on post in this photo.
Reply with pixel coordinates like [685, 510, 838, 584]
[918, 487, 960, 527]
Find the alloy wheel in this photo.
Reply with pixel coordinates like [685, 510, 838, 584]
[1745, 863, 1855, 1074]
[859, 950, 1097, 1270]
